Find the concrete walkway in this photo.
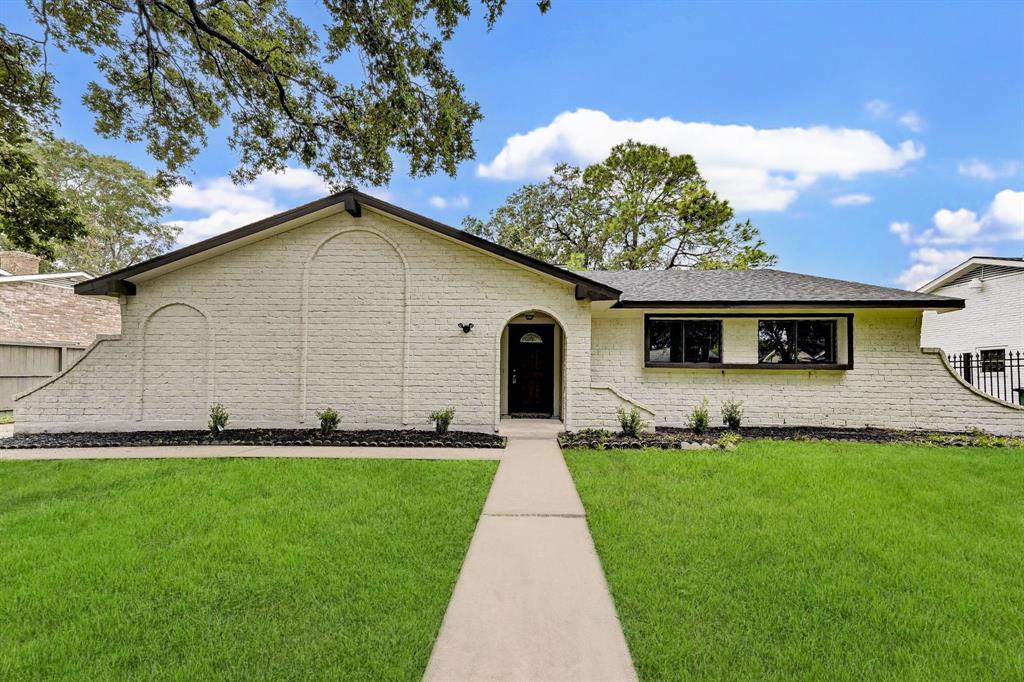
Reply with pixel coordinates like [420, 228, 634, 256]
[424, 420, 637, 682]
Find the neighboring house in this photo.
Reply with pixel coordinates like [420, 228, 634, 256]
[919, 256, 1023, 355]
[918, 256, 1024, 405]
[13, 192, 1024, 435]
[1, 251, 121, 415]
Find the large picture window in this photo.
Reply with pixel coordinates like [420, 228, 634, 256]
[647, 318, 722, 365]
[758, 319, 837, 364]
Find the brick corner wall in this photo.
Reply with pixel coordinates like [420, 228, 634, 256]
[0, 282, 121, 346]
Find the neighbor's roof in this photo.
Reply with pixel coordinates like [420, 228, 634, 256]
[0, 271, 94, 288]
[916, 256, 1024, 293]
[577, 268, 965, 309]
[75, 190, 621, 300]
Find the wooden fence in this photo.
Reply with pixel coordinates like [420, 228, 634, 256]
[0, 341, 86, 415]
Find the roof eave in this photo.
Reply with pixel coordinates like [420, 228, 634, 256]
[74, 190, 621, 301]
[612, 299, 966, 310]
[917, 256, 1024, 293]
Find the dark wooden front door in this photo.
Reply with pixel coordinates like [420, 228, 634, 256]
[508, 324, 554, 415]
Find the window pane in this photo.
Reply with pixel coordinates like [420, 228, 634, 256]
[684, 321, 722, 363]
[981, 349, 1005, 372]
[648, 320, 682, 363]
[796, 321, 835, 363]
[519, 332, 543, 344]
[759, 321, 795, 363]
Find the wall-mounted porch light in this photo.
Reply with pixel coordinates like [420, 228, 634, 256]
[458, 323, 474, 333]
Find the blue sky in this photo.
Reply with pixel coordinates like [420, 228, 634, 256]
[6, 0, 1023, 288]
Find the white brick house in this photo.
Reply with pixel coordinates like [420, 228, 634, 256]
[14, 192, 1024, 435]
[919, 256, 1023, 356]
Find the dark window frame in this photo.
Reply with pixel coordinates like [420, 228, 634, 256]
[758, 318, 839, 366]
[644, 317, 723, 367]
[979, 348, 1006, 373]
[643, 313, 854, 370]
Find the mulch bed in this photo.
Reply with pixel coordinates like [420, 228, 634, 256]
[558, 425, 1024, 450]
[0, 428, 507, 450]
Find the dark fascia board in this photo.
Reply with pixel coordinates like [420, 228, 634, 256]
[614, 298, 965, 310]
[75, 190, 621, 300]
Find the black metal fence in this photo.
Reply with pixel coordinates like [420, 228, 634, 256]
[947, 350, 1024, 405]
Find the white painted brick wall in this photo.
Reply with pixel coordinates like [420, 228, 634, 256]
[577, 308, 1023, 435]
[15, 208, 593, 433]
[14, 207, 1023, 436]
[920, 273, 1024, 354]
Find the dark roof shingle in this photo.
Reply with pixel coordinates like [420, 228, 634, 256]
[573, 268, 964, 308]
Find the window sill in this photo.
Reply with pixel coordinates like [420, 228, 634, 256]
[645, 362, 851, 370]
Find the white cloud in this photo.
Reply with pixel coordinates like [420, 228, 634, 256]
[890, 221, 913, 244]
[898, 111, 924, 132]
[477, 109, 924, 212]
[895, 247, 974, 290]
[865, 99, 923, 132]
[989, 189, 1024, 236]
[892, 189, 1023, 288]
[832, 193, 873, 206]
[896, 189, 1024, 246]
[427, 194, 470, 210]
[165, 167, 389, 246]
[958, 159, 1022, 181]
[865, 99, 891, 118]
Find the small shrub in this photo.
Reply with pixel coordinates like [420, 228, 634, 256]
[616, 407, 649, 438]
[716, 432, 742, 450]
[721, 399, 744, 430]
[429, 407, 456, 434]
[315, 407, 341, 435]
[688, 398, 710, 435]
[208, 403, 229, 436]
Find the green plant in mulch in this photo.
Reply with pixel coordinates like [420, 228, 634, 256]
[716, 432, 742, 450]
[688, 398, 710, 435]
[208, 403, 229, 437]
[924, 428, 1024, 448]
[315, 407, 341, 436]
[616, 407, 649, 438]
[429, 407, 456, 435]
[721, 399, 744, 430]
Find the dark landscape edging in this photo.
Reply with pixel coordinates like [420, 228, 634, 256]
[0, 428, 507, 450]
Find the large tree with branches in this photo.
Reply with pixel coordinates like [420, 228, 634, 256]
[0, 0, 548, 256]
[465, 141, 777, 271]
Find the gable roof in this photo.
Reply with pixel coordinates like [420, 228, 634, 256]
[74, 189, 962, 310]
[74, 190, 621, 300]
[578, 268, 965, 309]
[916, 256, 1024, 293]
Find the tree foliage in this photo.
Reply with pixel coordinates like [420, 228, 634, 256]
[30, 138, 177, 273]
[465, 141, 777, 270]
[6, 0, 546, 187]
[1, 0, 547, 257]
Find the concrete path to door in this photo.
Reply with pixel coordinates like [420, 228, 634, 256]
[424, 419, 637, 682]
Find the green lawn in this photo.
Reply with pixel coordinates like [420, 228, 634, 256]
[566, 441, 1024, 681]
[0, 458, 497, 681]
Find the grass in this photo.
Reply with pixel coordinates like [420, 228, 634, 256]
[0, 457, 497, 681]
[565, 441, 1024, 681]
